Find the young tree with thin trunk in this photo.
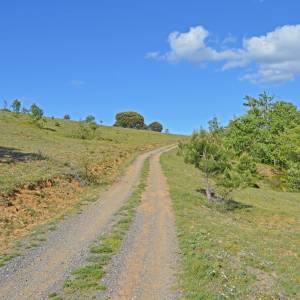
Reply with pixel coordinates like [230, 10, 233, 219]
[182, 130, 229, 201]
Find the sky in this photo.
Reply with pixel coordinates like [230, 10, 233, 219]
[1, 0, 300, 134]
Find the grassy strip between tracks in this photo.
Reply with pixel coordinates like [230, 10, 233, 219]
[49, 158, 150, 300]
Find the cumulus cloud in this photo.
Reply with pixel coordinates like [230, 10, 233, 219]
[147, 24, 300, 83]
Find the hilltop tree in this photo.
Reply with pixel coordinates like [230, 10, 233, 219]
[114, 111, 145, 129]
[29, 103, 43, 121]
[85, 115, 96, 123]
[11, 99, 21, 113]
[64, 114, 71, 120]
[148, 121, 163, 132]
[29, 103, 45, 128]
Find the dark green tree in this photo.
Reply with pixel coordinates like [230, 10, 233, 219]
[85, 115, 96, 123]
[29, 103, 43, 121]
[114, 111, 145, 129]
[182, 130, 230, 201]
[11, 99, 21, 113]
[148, 121, 163, 132]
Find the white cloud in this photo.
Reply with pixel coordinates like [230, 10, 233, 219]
[147, 24, 300, 83]
[222, 34, 237, 46]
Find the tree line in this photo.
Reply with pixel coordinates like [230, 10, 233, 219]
[114, 111, 164, 132]
[180, 92, 300, 202]
[2, 100, 165, 133]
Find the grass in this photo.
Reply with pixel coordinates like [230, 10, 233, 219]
[161, 149, 300, 300]
[53, 158, 150, 299]
[0, 110, 181, 196]
[0, 110, 182, 256]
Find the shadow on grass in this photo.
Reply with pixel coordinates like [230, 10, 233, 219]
[217, 199, 253, 211]
[196, 188, 253, 212]
[42, 127, 56, 132]
[0, 146, 47, 164]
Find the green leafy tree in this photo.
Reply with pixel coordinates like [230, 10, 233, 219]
[218, 152, 258, 198]
[182, 130, 230, 201]
[114, 111, 145, 129]
[85, 115, 96, 123]
[148, 121, 163, 132]
[11, 99, 21, 113]
[285, 163, 300, 191]
[29, 103, 43, 121]
[226, 92, 300, 169]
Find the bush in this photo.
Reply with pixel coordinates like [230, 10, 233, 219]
[64, 114, 71, 120]
[114, 111, 145, 129]
[284, 163, 300, 191]
[75, 121, 96, 140]
[148, 121, 163, 132]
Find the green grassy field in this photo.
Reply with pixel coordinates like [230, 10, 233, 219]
[161, 150, 300, 300]
[0, 110, 182, 253]
[0, 110, 181, 196]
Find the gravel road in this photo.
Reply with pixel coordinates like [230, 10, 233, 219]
[0, 146, 172, 300]
[101, 146, 179, 299]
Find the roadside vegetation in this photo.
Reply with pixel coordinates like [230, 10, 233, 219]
[49, 159, 150, 300]
[161, 150, 300, 299]
[162, 92, 300, 299]
[0, 105, 182, 257]
[179, 92, 300, 202]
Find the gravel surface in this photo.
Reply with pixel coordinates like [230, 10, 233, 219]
[0, 146, 170, 300]
[100, 147, 179, 300]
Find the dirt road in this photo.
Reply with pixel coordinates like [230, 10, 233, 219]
[0, 146, 176, 300]
[102, 147, 179, 299]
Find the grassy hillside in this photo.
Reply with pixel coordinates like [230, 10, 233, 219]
[161, 150, 300, 299]
[0, 110, 182, 253]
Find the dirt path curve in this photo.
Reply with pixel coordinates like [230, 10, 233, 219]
[0, 146, 173, 300]
[102, 147, 179, 300]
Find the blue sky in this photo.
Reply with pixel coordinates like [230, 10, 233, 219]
[1, 0, 300, 134]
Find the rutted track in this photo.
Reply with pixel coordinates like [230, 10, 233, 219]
[101, 147, 179, 299]
[0, 146, 173, 300]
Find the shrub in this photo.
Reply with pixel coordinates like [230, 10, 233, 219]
[75, 121, 94, 139]
[148, 121, 163, 132]
[114, 111, 145, 129]
[284, 163, 300, 191]
[64, 114, 71, 120]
